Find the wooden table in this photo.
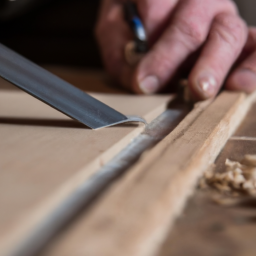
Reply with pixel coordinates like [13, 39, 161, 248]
[159, 103, 256, 256]
[1, 66, 255, 256]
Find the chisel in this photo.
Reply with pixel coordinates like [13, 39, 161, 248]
[0, 43, 146, 130]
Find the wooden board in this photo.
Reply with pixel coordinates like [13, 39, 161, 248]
[158, 102, 256, 256]
[39, 91, 256, 256]
[0, 85, 173, 255]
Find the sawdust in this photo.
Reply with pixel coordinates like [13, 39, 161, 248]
[199, 155, 256, 205]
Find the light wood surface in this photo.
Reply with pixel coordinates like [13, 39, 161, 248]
[2, 66, 256, 256]
[159, 102, 256, 256]
[0, 84, 173, 255]
[39, 91, 256, 256]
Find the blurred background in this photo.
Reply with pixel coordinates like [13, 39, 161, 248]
[0, 0, 255, 69]
[0, 0, 102, 68]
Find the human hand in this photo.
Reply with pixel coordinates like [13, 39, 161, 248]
[96, 0, 254, 100]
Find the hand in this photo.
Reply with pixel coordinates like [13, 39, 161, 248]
[226, 27, 256, 94]
[96, 0, 253, 100]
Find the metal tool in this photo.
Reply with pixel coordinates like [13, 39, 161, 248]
[124, 1, 148, 53]
[0, 43, 146, 129]
[123, 1, 148, 65]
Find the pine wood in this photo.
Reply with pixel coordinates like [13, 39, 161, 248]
[40, 91, 256, 256]
[159, 103, 256, 256]
[0, 85, 173, 255]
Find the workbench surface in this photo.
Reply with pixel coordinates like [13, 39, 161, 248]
[159, 103, 256, 256]
[1, 67, 255, 256]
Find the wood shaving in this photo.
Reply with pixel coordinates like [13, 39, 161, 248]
[199, 155, 256, 202]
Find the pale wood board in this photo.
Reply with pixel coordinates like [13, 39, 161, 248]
[39, 91, 256, 256]
[159, 103, 256, 256]
[0, 89, 173, 255]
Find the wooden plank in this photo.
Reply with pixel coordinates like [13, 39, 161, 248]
[158, 188, 256, 256]
[0, 89, 173, 256]
[40, 91, 256, 256]
[159, 103, 256, 256]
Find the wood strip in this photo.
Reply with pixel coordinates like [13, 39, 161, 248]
[40, 91, 256, 256]
[158, 105, 256, 256]
[230, 136, 256, 141]
[0, 90, 173, 256]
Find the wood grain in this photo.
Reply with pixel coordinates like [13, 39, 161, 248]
[40, 91, 256, 256]
[0, 89, 172, 256]
[159, 103, 256, 256]
[158, 189, 256, 256]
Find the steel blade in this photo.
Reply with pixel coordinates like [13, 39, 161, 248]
[0, 43, 146, 129]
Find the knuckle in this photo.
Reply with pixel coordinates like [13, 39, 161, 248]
[148, 51, 174, 78]
[224, 0, 239, 14]
[95, 5, 122, 40]
[174, 18, 206, 49]
[157, 57, 173, 76]
[213, 14, 247, 48]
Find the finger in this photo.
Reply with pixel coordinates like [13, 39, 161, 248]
[132, 0, 237, 94]
[134, 0, 179, 43]
[95, 0, 133, 89]
[226, 28, 256, 93]
[188, 13, 247, 100]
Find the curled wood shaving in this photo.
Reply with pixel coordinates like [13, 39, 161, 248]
[200, 155, 256, 200]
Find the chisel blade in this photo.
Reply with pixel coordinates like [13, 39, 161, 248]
[0, 43, 146, 129]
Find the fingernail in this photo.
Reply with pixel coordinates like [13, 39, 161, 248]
[196, 74, 217, 98]
[139, 76, 159, 94]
